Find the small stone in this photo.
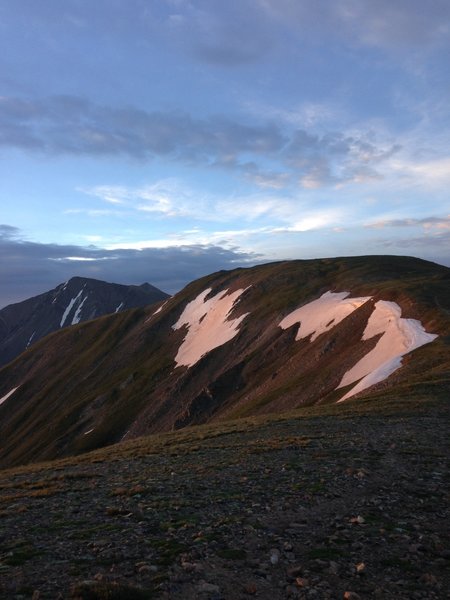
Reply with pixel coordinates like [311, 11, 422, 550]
[243, 582, 257, 595]
[349, 516, 365, 525]
[355, 562, 365, 573]
[197, 581, 220, 594]
[286, 564, 303, 578]
[343, 592, 361, 600]
[138, 564, 158, 574]
[270, 549, 280, 565]
[285, 552, 295, 561]
[420, 573, 438, 586]
[328, 561, 339, 574]
[295, 577, 309, 588]
[31, 593, 40, 600]
[181, 561, 202, 573]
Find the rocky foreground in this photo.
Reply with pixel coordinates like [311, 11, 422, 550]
[0, 400, 449, 599]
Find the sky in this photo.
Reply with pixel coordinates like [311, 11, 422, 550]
[1, 0, 449, 307]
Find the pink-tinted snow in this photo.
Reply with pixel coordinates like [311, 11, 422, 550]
[337, 300, 438, 401]
[279, 291, 371, 341]
[172, 287, 249, 367]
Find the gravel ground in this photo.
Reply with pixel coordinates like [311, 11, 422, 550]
[0, 404, 449, 599]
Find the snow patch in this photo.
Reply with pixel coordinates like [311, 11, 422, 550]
[153, 301, 167, 316]
[172, 287, 250, 367]
[26, 331, 36, 348]
[60, 289, 84, 327]
[0, 387, 19, 407]
[144, 300, 169, 323]
[71, 295, 87, 324]
[337, 300, 438, 401]
[115, 301, 124, 313]
[279, 291, 371, 341]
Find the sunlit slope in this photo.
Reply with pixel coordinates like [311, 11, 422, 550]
[0, 255, 448, 468]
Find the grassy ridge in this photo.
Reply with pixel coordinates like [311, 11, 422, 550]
[0, 255, 448, 469]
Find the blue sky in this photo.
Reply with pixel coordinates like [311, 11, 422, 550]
[1, 0, 449, 306]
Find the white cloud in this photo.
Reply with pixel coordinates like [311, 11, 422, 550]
[392, 157, 450, 186]
[103, 206, 342, 252]
[81, 179, 208, 218]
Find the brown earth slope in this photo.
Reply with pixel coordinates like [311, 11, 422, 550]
[0, 255, 449, 468]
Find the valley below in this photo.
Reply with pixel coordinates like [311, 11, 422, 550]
[0, 395, 449, 599]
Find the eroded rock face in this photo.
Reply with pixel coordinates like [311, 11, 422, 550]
[0, 255, 447, 468]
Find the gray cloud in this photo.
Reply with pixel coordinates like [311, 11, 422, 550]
[379, 231, 450, 268]
[0, 225, 260, 308]
[0, 95, 286, 161]
[374, 218, 450, 267]
[2, 1, 448, 81]
[0, 224, 22, 239]
[258, 0, 450, 51]
[367, 216, 450, 229]
[172, 1, 273, 66]
[0, 95, 398, 189]
[284, 130, 400, 186]
[162, 0, 450, 67]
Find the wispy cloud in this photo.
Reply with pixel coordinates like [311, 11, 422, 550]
[367, 215, 450, 231]
[81, 179, 209, 219]
[389, 157, 450, 187]
[103, 206, 342, 251]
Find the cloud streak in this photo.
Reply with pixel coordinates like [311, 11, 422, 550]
[367, 215, 450, 231]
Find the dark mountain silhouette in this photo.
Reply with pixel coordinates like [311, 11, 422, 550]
[0, 277, 169, 367]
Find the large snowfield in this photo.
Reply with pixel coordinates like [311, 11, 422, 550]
[279, 291, 437, 401]
[337, 300, 438, 401]
[172, 287, 249, 367]
[279, 291, 371, 341]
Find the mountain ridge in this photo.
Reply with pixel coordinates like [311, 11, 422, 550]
[0, 255, 448, 469]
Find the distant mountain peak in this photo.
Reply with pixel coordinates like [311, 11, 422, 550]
[0, 277, 169, 367]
